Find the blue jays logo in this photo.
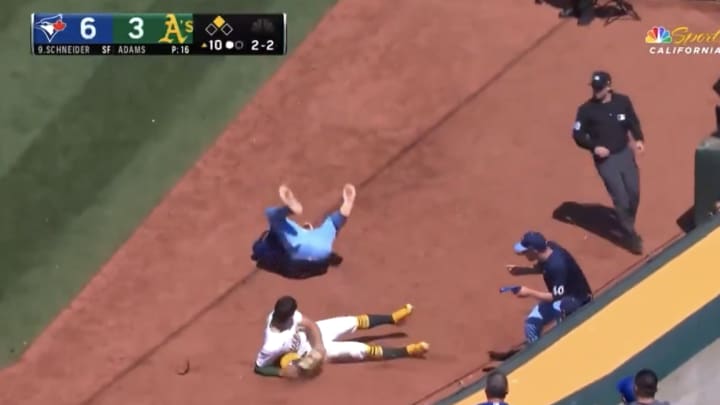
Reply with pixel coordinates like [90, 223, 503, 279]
[34, 14, 67, 43]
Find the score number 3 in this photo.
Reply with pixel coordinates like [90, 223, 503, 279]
[78, 16, 144, 40]
[127, 17, 144, 40]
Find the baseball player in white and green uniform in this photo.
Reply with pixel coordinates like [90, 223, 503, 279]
[254, 296, 429, 378]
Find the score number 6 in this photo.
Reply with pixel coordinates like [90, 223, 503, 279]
[80, 17, 96, 40]
[80, 17, 144, 40]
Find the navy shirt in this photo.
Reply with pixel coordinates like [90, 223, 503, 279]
[539, 241, 592, 301]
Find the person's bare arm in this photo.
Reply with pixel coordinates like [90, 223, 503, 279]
[299, 317, 326, 355]
[506, 264, 543, 276]
[529, 288, 554, 302]
[515, 286, 553, 302]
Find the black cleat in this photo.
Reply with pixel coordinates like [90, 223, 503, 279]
[626, 233, 644, 255]
[577, 9, 595, 26]
[489, 348, 521, 361]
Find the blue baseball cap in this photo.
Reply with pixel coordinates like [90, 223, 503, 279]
[617, 376, 636, 402]
[513, 231, 548, 254]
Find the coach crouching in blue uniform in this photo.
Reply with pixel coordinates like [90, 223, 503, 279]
[491, 232, 593, 361]
[512, 232, 593, 343]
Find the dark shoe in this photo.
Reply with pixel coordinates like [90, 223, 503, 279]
[558, 7, 576, 18]
[615, 1, 631, 14]
[577, 9, 595, 26]
[489, 348, 521, 361]
[626, 233, 643, 255]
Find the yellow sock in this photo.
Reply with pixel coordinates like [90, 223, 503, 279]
[356, 314, 370, 329]
[366, 344, 384, 359]
[357, 305, 413, 329]
[391, 304, 413, 323]
[366, 344, 421, 360]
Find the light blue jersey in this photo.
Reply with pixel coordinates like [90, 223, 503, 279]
[265, 206, 346, 262]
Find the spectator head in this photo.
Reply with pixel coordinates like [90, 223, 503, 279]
[617, 376, 636, 403]
[485, 370, 509, 400]
[634, 368, 659, 399]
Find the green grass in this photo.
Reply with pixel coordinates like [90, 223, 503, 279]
[0, 0, 338, 366]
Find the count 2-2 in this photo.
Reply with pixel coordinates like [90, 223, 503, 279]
[251, 39, 274, 51]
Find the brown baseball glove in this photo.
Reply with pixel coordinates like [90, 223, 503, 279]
[296, 349, 324, 376]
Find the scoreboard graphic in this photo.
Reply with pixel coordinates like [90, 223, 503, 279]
[31, 13, 287, 55]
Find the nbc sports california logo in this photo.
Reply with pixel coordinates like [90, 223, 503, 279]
[645, 25, 720, 55]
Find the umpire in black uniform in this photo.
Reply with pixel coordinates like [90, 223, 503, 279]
[572, 71, 645, 254]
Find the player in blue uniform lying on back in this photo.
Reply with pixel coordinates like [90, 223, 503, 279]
[252, 184, 355, 277]
[491, 231, 593, 361]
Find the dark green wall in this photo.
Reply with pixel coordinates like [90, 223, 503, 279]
[555, 295, 720, 405]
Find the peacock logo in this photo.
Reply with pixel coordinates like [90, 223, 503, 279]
[645, 26, 673, 44]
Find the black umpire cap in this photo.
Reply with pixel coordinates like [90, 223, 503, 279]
[590, 71, 612, 91]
